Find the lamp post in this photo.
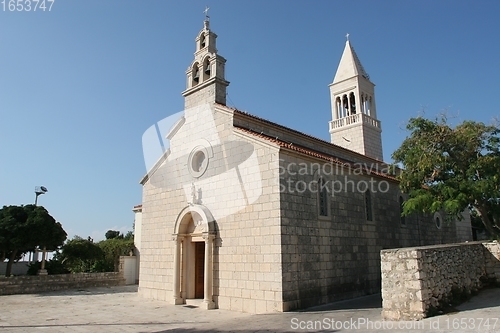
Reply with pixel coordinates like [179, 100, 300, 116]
[34, 186, 48, 206]
[34, 186, 48, 275]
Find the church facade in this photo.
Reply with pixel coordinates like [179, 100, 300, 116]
[137, 19, 472, 313]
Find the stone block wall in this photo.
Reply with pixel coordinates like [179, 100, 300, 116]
[278, 149, 464, 312]
[279, 153, 389, 310]
[381, 241, 500, 320]
[119, 256, 138, 285]
[330, 122, 383, 161]
[483, 241, 500, 281]
[139, 104, 284, 313]
[138, 102, 474, 313]
[0, 272, 125, 296]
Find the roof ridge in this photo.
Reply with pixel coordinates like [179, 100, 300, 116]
[217, 103, 385, 164]
[350, 44, 370, 80]
[234, 126, 397, 182]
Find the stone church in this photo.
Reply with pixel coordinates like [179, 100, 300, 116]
[137, 18, 472, 313]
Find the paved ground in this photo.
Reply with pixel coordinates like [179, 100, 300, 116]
[1, 286, 499, 332]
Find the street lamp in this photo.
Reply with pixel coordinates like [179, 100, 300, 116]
[34, 186, 48, 206]
[34, 186, 48, 275]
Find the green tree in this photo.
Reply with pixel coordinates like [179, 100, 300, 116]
[0, 206, 27, 264]
[60, 236, 104, 273]
[392, 116, 500, 237]
[105, 230, 122, 240]
[97, 238, 135, 271]
[0, 205, 67, 276]
[124, 230, 134, 240]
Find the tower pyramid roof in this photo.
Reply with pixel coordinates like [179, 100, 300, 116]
[333, 40, 370, 83]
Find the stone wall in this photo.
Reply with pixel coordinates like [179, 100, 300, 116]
[0, 272, 125, 296]
[483, 241, 500, 281]
[381, 241, 500, 320]
[278, 148, 466, 312]
[138, 102, 473, 314]
[119, 256, 138, 285]
[139, 104, 284, 313]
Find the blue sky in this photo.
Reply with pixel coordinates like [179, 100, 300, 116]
[1, 1, 499, 241]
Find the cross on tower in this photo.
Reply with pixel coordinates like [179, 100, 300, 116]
[346, 33, 350, 41]
[203, 6, 210, 20]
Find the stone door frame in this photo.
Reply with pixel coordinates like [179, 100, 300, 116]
[172, 204, 216, 309]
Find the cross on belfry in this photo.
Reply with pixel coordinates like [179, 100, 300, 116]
[204, 6, 210, 20]
[346, 33, 350, 41]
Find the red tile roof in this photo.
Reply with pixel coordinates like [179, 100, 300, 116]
[217, 103, 388, 165]
[233, 109, 333, 147]
[234, 126, 398, 182]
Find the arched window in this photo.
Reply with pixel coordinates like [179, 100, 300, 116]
[365, 190, 373, 221]
[349, 92, 356, 114]
[434, 212, 442, 229]
[342, 95, 349, 116]
[318, 178, 329, 217]
[203, 58, 211, 81]
[192, 63, 200, 86]
[200, 34, 206, 49]
[399, 196, 406, 225]
[336, 97, 342, 119]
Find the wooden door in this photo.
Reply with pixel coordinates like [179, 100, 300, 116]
[194, 242, 205, 298]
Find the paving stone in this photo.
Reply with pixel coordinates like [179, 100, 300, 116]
[0, 285, 499, 332]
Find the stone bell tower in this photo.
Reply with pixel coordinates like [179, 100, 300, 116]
[329, 36, 383, 161]
[182, 13, 230, 109]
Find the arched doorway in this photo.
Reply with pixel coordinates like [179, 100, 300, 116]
[172, 205, 216, 309]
